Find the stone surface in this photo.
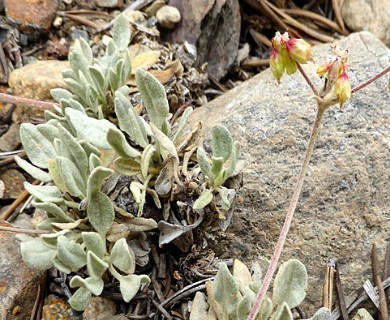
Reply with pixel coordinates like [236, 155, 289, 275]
[0, 123, 20, 151]
[167, 0, 241, 80]
[341, 0, 390, 46]
[41, 295, 81, 320]
[0, 221, 46, 319]
[93, 0, 123, 8]
[4, 0, 58, 33]
[0, 168, 26, 199]
[190, 32, 390, 313]
[156, 5, 181, 30]
[8, 60, 69, 100]
[82, 297, 116, 320]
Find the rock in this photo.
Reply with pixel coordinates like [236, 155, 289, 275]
[0, 123, 20, 151]
[190, 32, 390, 313]
[0, 221, 46, 319]
[341, 0, 390, 46]
[0, 168, 26, 199]
[156, 5, 181, 30]
[93, 0, 123, 8]
[82, 297, 116, 320]
[41, 295, 80, 320]
[4, 0, 58, 33]
[145, 0, 165, 17]
[167, 0, 241, 80]
[8, 60, 69, 100]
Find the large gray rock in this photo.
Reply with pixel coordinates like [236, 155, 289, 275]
[191, 32, 390, 313]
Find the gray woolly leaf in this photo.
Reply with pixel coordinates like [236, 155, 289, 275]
[24, 182, 63, 203]
[14, 156, 52, 182]
[189, 292, 209, 320]
[211, 156, 224, 183]
[89, 153, 101, 172]
[236, 288, 256, 320]
[270, 302, 293, 320]
[87, 191, 115, 236]
[273, 259, 308, 309]
[135, 69, 170, 136]
[69, 48, 91, 82]
[109, 238, 135, 274]
[79, 37, 93, 64]
[40, 229, 69, 248]
[150, 123, 178, 161]
[19, 237, 56, 269]
[36, 123, 60, 143]
[87, 166, 113, 199]
[53, 255, 72, 274]
[309, 308, 331, 320]
[118, 274, 150, 302]
[51, 88, 74, 103]
[233, 259, 252, 295]
[225, 140, 240, 178]
[259, 297, 273, 320]
[113, 158, 141, 176]
[20, 123, 56, 168]
[65, 108, 116, 149]
[70, 276, 104, 296]
[172, 107, 193, 142]
[111, 14, 130, 50]
[140, 144, 156, 179]
[87, 251, 108, 278]
[197, 147, 211, 178]
[82, 232, 106, 259]
[57, 235, 87, 270]
[106, 127, 142, 159]
[89, 65, 106, 95]
[64, 98, 87, 114]
[63, 78, 88, 105]
[158, 218, 202, 247]
[108, 67, 120, 92]
[68, 286, 92, 311]
[211, 125, 233, 162]
[212, 263, 242, 317]
[33, 201, 74, 223]
[114, 91, 148, 148]
[56, 157, 86, 199]
[129, 181, 143, 204]
[80, 141, 101, 158]
[193, 189, 213, 210]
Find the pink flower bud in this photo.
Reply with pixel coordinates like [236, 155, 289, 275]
[285, 38, 313, 64]
[270, 46, 284, 84]
[335, 65, 351, 108]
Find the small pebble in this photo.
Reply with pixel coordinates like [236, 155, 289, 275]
[156, 5, 181, 30]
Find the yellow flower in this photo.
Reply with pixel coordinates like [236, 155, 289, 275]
[335, 66, 351, 108]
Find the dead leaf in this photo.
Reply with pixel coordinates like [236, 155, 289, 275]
[131, 51, 161, 74]
[51, 218, 88, 230]
[0, 180, 4, 198]
[107, 222, 130, 242]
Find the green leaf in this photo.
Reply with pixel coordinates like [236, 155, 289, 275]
[135, 69, 170, 136]
[212, 263, 242, 318]
[87, 166, 113, 199]
[82, 232, 106, 259]
[236, 289, 256, 320]
[273, 259, 308, 309]
[68, 286, 92, 311]
[24, 182, 63, 203]
[47, 159, 68, 194]
[70, 275, 104, 296]
[79, 37, 93, 64]
[19, 237, 56, 269]
[89, 65, 106, 95]
[87, 251, 108, 278]
[33, 201, 74, 223]
[109, 238, 135, 274]
[14, 156, 52, 182]
[118, 274, 150, 302]
[309, 308, 331, 320]
[197, 147, 211, 178]
[51, 88, 74, 103]
[89, 153, 101, 172]
[172, 107, 193, 142]
[65, 108, 117, 149]
[87, 192, 115, 236]
[193, 189, 213, 210]
[271, 302, 293, 320]
[111, 14, 130, 50]
[140, 144, 156, 179]
[56, 157, 86, 198]
[233, 259, 252, 295]
[225, 140, 240, 178]
[108, 67, 120, 92]
[20, 123, 56, 168]
[57, 235, 87, 270]
[53, 255, 72, 274]
[211, 156, 224, 183]
[189, 292, 209, 320]
[113, 158, 141, 176]
[40, 229, 69, 248]
[106, 127, 142, 159]
[114, 91, 149, 148]
[150, 123, 178, 161]
[211, 125, 233, 162]
[259, 297, 273, 320]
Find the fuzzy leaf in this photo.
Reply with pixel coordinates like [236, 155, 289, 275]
[68, 286, 92, 311]
[237, 288, 256, 320]
[111, 14, 130, 50]
[87, 251, 108, 278]
[130, 181, 143, 204]
[141, 144, 156, 179]
[33, 201, 74, 223]
[135, 69, 170, 136]
[107, 127, 141, 159]
[225, 140, 240, 178]
[89, 66, 106, 95]
[87, 166, 113, 199]
[89, 153, 101, 172]
[233, 259, 252, 295]
[79, 37, 93, 64]
[70, 276, 104, 296]
[271, 302, 293, 320]
[36, 122, 60, 143]
[19, 237, 56, 270]
[65, 108, 116, 149]
[20, 123, 56, 168]
[24, 182, 63, 203]
[109, 238, 135, 274]
[56, 157, 86, 198]
[211, 263, 242, 318]
[87, 191, 115, 236]
[114, 91, 148, 147]
[15, 156, 52, 182]
[193, 189, 213, 210]
[158, 217, 202, 247]
[211, 156, 224, 183]
[273, 259, 308, 309]
[47, 159, 68, 194]
[172, 107, 193, 142]
[114, 158, 141, 176]
[82, 232, 106, 259]
[57, 235, 87, 270]
[259, 297, 273, 320]
[40, 229, 69, 248]
[150, 123, 178, 161]
[197, 147, 211, 178]
[189, 292, 209, 320]
[51, 88, 74, 103]
[53, 255, 72, 274]
[118, 274, 150, 302]
[309, 308, 332, 320]
[69, 48, 91, 82]
[351, 309, 374, 320]
[211, 125, 233, 162]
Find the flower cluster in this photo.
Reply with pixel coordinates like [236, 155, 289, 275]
[317, 46, 351, 108]
[270, 32, 313, 83]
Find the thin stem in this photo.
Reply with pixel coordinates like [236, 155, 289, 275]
[0, 225, 50, 234]
[0, 92, 58, 109]
[297, 63, 319, 96]
[351, 65, 390, 94]
[247, 104, 327, 320]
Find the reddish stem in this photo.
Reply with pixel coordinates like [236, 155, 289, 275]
[0, 92, 58, 109]
[351, 65, 390, 94]
[297, 63, 319, 97]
